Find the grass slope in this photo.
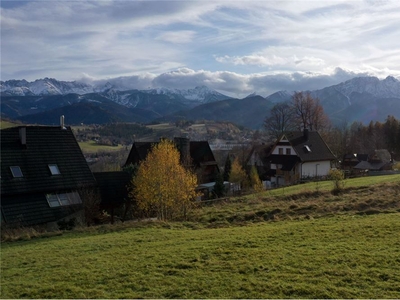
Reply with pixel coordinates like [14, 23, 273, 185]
[1, 175, 400, 299]
[78, 141, 125, 154]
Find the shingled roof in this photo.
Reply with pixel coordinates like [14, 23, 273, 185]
[282, 130, 336, 162]
[1, 126, 96, 195]
[1, 126, 96, 226]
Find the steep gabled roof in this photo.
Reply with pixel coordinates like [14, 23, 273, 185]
[282, 131, 336, 162]
[124, 142, 155, 166]
[1, 126, 96, 196]
[246, 144, 274, 166]
[124, 140, 218, 168]
[369, 149, 392, 163]
[189, 141, 219, 168]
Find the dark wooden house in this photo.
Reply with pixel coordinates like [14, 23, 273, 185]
[1, 125, 96, 228]
[124, 137, 219, 184]
[93, 171, 132, 223]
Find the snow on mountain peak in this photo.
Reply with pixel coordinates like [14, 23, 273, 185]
[334, 76, 400, 98]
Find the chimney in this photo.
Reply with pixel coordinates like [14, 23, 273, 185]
[303, 128, 309, 141]
[19, 127, 26, 146]
[174, 137, 190, 166]
[60, 115, 66, 129]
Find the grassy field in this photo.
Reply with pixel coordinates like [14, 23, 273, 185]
[0, 120, 21, 129]
[78, 141, 125, 154]
[1, 175, 400, 298]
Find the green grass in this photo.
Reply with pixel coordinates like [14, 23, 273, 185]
[1, 175, 400, 298]
[78, 141, 125, 154]
[264, 174, 400, 197]
[1, 214, 400, 298]
[0, 120, 21, 129]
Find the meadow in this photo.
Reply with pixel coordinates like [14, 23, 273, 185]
[1, 175, 400, 298]
[78, 140, 125, 154]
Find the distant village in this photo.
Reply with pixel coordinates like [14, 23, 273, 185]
[1, 114, 399, 230]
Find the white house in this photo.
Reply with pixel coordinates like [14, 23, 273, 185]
[269, 129, 336, 186]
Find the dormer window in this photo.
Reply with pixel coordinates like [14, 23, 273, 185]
[10, 166, 23, 178]
[49, 164, 61, 175]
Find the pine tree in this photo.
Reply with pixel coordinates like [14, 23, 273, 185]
[212, 172, 225, 198]
[223, 154, 232, 181]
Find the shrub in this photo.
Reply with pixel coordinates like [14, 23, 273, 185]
[328, 169, 345, 194]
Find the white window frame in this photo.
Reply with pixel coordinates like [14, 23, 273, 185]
[10, 166, 23, 178]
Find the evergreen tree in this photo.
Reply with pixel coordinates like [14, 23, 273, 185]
[212, 173, 225, 198]
[223, 154, 232, 181]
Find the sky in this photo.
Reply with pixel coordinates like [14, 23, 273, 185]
[1, 0, 400, 97]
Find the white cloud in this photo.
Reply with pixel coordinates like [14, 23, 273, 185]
[156, 31, 196, 44]
[1, 0, 399, 94]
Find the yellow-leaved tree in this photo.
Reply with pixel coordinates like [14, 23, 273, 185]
[130, 139, 198, 221]
[229, 157, 248, 193]
[249, 165, 264, 192]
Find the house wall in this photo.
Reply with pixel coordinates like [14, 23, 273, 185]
[301, 161, 331, 178]
[271, 145, 296, 156]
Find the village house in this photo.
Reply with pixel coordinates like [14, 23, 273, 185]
[266, 129, 336, 186]
[353, 149, 393, 172]
[124, 137, 220, 184]
[1, 124, 97, 229]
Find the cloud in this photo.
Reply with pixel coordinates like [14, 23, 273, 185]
[156, 31, 196, 44]
[91, 67, 379, 98]
[1, 0, 399, 94]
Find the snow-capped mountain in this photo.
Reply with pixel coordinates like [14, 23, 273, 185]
[142, 85, 230, 104]
[2, 75, 399, 128]
[0, 78, 230, 104]
[332, 76, 400, 99]
[265, 90, 293, 103]
[0, 78, 94, 96]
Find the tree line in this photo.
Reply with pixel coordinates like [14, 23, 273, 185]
[264, 92, 400, 159]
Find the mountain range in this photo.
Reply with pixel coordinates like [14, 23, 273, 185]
[1, 76, 399, 129]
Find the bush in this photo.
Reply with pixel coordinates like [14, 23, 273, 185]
[328, 169, 345, 194]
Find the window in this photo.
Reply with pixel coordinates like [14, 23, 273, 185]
[304, 145, 312, 153]
[46, 192, 82, 207]
[286, 148, 291, 155]
[48, 164, 60, 175]
[279, 148, 283, 155]
[10, 166, 23, 178]
[46, 194, 60, 207]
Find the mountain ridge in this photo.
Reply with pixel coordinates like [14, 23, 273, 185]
[1, 76, 399, 129]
